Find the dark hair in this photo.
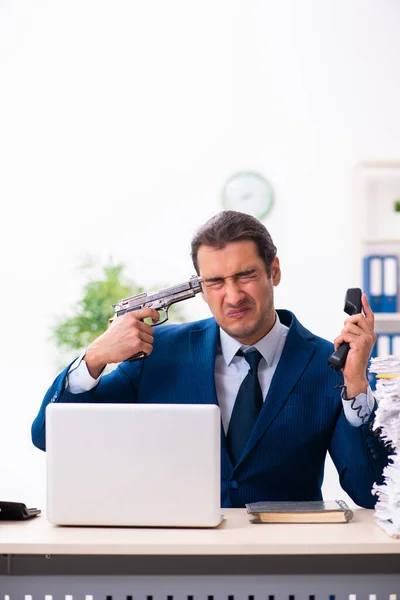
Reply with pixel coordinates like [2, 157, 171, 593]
[191, 210, 277, 276]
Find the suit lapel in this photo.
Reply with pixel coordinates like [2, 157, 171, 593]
[235, 311, 316, 466]
[189, 320, 233, 468]
[189, 320, 220, 406]
[187, 312, 316, 469]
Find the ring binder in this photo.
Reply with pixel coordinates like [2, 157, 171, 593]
[363, 256, 383, 312]
[382, 255, 398, 312]
[363, 254, 399, 313]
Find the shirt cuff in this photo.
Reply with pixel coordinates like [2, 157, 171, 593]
[66, 351, 104, 394]
[341, 386, 375, 427]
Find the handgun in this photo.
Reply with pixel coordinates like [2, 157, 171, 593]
[112, 275, 203, 361]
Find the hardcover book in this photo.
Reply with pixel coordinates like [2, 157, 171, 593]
[246, 500, 354, 524]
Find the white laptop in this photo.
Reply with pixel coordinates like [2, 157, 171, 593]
[46, 403, 221, 527]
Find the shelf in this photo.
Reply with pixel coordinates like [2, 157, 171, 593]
[374, 314, 400, 335]
[375, 313, 400, 322]
[361, 239, 400, 245]
[355, 163, 400, 341]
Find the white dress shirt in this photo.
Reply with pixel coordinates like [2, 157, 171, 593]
[66, 313, 375, 428]
[215, 314, 288, 433]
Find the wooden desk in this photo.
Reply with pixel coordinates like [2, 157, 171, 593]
[0, 509, 399, 599]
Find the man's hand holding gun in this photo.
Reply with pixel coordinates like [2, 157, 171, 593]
[84, 276, 202, 379]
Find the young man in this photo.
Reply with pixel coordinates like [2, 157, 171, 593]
[32, 211, 389, 508]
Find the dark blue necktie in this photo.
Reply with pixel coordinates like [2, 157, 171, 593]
[227, 349, 263, 465]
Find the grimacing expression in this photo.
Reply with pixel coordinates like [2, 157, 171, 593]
[197, 240, 281, 345]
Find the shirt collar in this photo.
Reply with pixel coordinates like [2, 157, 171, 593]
[219, 312, 287, 367]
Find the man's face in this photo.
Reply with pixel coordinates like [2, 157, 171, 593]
[197, 240, 281, 345]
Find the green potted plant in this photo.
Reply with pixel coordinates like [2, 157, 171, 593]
[51, 258, 184, 369]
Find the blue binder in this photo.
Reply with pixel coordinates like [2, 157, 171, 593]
[363, 256, 383, 312]
[392, 333, 400, 358]
[376, 333, 392, 356]
[382, 255, 398, 313]
[368, 339, 378, 390]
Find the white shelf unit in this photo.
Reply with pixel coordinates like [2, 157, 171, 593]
[354, 163, 400, 355]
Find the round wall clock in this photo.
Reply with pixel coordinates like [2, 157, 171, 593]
[221, 171, 274, 220]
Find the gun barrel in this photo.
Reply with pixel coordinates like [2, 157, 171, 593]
[147, 275, 202, 303]
[113, 275, 203, 315]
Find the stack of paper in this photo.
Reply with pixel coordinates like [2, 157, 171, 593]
[369, 356, 400, 538]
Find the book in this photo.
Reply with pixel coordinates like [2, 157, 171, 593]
[369, 356, 400, 538]
[245, 500, 354, 524]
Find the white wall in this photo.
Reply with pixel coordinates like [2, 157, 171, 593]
[1, 0, 400, 508]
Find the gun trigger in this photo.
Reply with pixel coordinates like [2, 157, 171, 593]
[128, 351, 147, 362]
[153, 308, 168, 326]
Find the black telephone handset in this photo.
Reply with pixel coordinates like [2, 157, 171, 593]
[0, 501, 41, 520]
[328, 288, 363, 370]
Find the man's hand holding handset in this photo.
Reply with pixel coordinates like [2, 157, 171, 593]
[333, 292, 376, 398]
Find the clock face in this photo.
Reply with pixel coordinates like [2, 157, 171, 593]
[221, 171, 274, 220]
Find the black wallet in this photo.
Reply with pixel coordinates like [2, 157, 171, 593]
[0, 501, 41, 520]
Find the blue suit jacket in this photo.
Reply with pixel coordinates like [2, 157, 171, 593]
[32, 310, 389, 508]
